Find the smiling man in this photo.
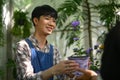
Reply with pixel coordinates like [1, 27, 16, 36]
[15, 5, 80, 80]
[15, 4, 98, 80]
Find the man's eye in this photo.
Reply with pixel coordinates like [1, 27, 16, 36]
[45, 17, 50, 20]
[53, 20, 56, 22]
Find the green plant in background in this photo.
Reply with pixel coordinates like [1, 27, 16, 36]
[0, 0, 5, 46]
[56, 0, 100, 62]
[57, 0, 120, 51]
[57, 0, 83, 47]
[6, 58, 17, 79]
[11, 10, 32, 38]
[12, 0, 32, 38]
[89, 44, 104, 72]
[0, 69, 4, 79]
[94, 0, 120, 31]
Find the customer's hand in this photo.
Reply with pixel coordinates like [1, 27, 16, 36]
[52, 60, 79, 75]
[75, 68, 98, 80]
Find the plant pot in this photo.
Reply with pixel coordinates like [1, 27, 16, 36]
[68, 56, 89, 76]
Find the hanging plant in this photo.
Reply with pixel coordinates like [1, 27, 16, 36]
[11, 10, 32, 38]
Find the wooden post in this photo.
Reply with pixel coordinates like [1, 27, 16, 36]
[6, 0, 14, 80]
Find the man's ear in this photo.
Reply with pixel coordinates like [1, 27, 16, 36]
[33, 18, 38, 25]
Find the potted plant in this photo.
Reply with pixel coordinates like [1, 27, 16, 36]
[67, 20, 93, 76]
[68, 47, 91, 76]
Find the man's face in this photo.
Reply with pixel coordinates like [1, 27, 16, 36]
[34, 15, 56, 36]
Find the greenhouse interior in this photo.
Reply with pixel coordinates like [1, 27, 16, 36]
[0, 0, 120, 80]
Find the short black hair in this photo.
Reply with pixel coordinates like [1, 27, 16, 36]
[31, 5, 58, 26]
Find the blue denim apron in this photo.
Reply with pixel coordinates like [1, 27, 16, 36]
[25, 38, 53, 80]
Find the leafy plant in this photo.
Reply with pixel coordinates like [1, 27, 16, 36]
[6, 58, 17, 79]
[69, 20, 92, 57]
[57, 0, 120, 52]
[89, 44, 104, 72]
[57, 0, 83, 47]
[56, 0, 102, 61]
[0, 68, 4, 78]
[56, 0, 120, 73]
[11, 10, 32, 38]
[94, 0, 120, 31]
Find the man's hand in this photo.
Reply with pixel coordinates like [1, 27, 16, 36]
[75, 68, 98, 80]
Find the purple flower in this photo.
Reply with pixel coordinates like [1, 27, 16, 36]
[94, 44, 99, 49]
[97, 49, 102, 53]
[94, 58, 97, 60]
[86, 48, 93, 54]
[71, 21, 80, 27]
[73, 37, 79, 41]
